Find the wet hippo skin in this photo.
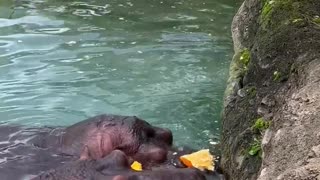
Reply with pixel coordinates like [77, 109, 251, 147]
[58, 114, 173, 167]
[0, 114, 173, 179]
[0, 114, 223, 180]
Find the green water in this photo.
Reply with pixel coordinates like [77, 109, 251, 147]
[0, 0, 236, 149]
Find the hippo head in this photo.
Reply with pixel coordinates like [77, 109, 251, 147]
[60, 114, 173, 167]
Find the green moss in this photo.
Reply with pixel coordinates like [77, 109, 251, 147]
[246, 86, 257, 98]
[292, 18, 303, 23]
[273, 71, 282, 82]
[261, 0, 274, 26]
[240, 49, 251, 69]
[224, 52, 243, 99]
[290, 17, 308, 27]
[312, 16, 320, 24]
[248, 138, 262, 156]
[231, 51, 246, 78]
[260, 0, 306, 29]
[273, 70, 289, 82]
[291, 18, 304, 24]
[224, 49, 252, 102]
[248, 118, 270, 157]
[252, 117, 270, 131]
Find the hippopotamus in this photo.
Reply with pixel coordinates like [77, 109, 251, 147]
[58, 114, 173, 167]
[0, 114, 173, 179]
[0, 114, 223, 180]
[31, 150, 206, 180]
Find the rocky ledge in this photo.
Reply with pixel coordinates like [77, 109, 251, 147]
[220, 0, 320, 179]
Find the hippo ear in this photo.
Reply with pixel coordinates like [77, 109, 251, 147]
[80, 146, 91, 160]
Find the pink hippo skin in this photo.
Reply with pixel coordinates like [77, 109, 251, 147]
[0, 115, 223, 180]
[59, 114, 173, 168]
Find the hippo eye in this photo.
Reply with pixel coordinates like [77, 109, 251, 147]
[140, 129, 154, 141]
[146, 129, 155, 138]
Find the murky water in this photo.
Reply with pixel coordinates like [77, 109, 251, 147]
[0, 0, 237, 149]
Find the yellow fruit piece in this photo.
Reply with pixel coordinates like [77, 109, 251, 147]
[179, 149, 215, 171]
[131, 161, 143, 171]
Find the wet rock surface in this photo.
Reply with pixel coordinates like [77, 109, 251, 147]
[221, 0, 320, 179]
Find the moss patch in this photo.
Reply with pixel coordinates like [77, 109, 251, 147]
[230, 52, 245, 79]
[272, 70, 289, 82]
[237, 48, 251, 78]
[252, 117, 270, 132]
[247, 86, 257, 98]
[290, 18, 306, 26]
[224, 49, 252, 101]
[247, 118, 270, 157]
[248, 138, 262, 157]
[240, 49, 251, 69]
[261, 0, 274, 26]
[260, 0, 306, 29]
[273, 71, 282, 82]
[224, 52, 243, 100]
[291, 18, 303, 23]
[312, 16, 320, 24]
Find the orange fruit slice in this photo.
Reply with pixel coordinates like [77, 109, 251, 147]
[179, 149, 215, 171]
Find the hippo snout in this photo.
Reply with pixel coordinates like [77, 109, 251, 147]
[154, 128, 173, 146]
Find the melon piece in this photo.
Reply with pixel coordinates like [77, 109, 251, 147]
[179, 149, 215, 171]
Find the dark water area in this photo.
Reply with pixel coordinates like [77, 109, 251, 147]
[0, 0, 238, 152]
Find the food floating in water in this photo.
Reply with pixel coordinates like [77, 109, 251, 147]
[179, 149, 215, 171]
[131, 161, 143, 171]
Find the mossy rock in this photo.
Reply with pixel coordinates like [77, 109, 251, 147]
[240, 49, 251, 69]
[260, 0, 307, 29]
[312, 16, 320, 24]
[248, 138, 262, 157]
[252, 117, 270, 132]
[246, 86, 257, 98]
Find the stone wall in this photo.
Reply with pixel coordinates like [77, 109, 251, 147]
[221, 0, 320, 179]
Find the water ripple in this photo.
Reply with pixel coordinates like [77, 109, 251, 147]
[0, 0, 236, 150]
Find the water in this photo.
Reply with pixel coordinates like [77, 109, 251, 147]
[0, 0, 237, 149]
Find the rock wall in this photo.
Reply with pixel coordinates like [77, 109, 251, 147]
[221, 0, 320, 179]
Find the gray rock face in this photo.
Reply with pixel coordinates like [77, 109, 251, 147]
[221, 0, 320, 179]
[259, 61, 320, 180]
